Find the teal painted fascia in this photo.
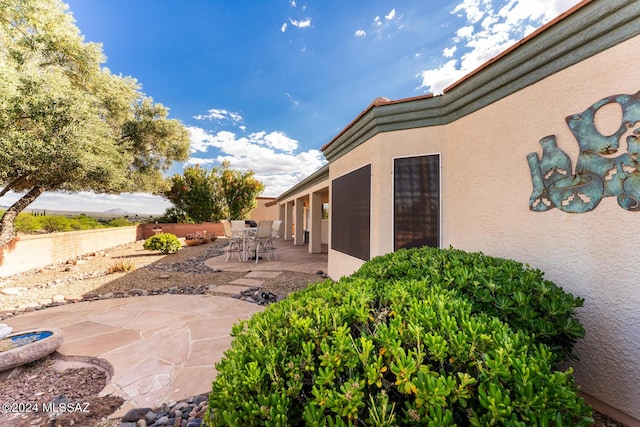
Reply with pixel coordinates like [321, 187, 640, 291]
[323, 0, 640, 163]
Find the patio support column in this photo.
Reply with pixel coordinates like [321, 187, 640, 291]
[285, 201, 294, 241]
[309, 191, 322, 253]
[294, 196, 305, 245]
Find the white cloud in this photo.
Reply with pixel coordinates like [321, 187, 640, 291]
[186, 126, 326, 197]
[285, 92, 300, 107]
[193, 108, 243, 123]
[354, 29, 366, 38]
[290, 0, 296, 7]
[370, 9, 404, 39]
[289, 18, 311, 29]
[443, 46, 457, 58]
[416, 60, 466, 95]
[418, 0, 581, 94]
[281, 22, 288, 32]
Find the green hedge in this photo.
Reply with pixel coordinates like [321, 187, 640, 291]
[353, 246, 585, 361]
[205, 247, 591, 426]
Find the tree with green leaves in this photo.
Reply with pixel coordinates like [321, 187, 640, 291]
[163, 162, 264, 223]
[0, 0, 190, 245]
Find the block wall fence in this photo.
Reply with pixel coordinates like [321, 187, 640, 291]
[0, 222, 224, 278]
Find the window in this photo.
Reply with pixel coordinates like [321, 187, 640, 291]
[394, 155, 440, 251]
[331, 164, 371, 260]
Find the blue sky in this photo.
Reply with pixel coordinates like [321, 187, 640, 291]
[5, 0, 581, 214]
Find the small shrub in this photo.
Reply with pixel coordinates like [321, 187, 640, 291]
[143, 233, 181, 254]
[353, 246, 585, 361]
[205, 277, 592, 426]
[107, 259, 136, 274]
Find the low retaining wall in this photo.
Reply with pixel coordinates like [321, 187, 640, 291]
[137, 222, 223, 240]
[0, 226, 139, 278]
[0, 223, 226, 278]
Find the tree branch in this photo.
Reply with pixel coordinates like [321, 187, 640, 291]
[0, 176, 27, 197]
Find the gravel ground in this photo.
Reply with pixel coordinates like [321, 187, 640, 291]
[0, 239, 324, 318]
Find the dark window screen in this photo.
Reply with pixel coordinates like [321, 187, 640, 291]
[394, 155, 440, 251]
[331, 164, 371, 260]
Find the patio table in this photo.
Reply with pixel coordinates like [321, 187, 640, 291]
[231, 227, 256, 261]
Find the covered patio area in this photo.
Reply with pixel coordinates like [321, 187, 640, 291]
[204, 236, 328, 275]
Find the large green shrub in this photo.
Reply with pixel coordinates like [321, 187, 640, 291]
[40, 215, 72, 232]
[353, 246, 585, 361]
[143, 233, 181, 254]
[205, 275, 592, 426]
[14, 214, 43, 233]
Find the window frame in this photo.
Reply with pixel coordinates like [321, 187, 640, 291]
[392, 153, 441, 251]
[330, 164, 372, 261]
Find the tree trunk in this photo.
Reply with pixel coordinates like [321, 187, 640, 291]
[0, 186, 45, 246]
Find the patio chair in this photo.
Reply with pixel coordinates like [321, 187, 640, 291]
[222, 220, 242, 262]
[249, 220, 273, 263]
[230, 220, 246, 230]
[267, 220, 283, 259]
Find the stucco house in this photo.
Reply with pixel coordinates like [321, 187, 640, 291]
[275, 0, 640, 424]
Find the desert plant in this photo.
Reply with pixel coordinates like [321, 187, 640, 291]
[14, 213, 43, 233]
[143, 233, 181, 254]
[106, 218, 132, 227]
[40, 215, 72, 233]
[352, 246, 585, 361]
[205, 274, 592, 426]
[106, 259, 136, 274]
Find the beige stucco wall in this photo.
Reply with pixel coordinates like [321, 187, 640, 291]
[327, 34, 640, 422]
[248, 197, 278, 221]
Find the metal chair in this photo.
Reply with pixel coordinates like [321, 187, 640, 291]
[222, 220, 242, 262]
[267, 220, 283, 259]
[249, 220, 273, 263]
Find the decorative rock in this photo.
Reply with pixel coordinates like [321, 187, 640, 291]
[159, 275, 171, 280]
[64, 295, 82, 302]
[137, 419, 147, 427]
[193, 396, 208, 406]
[186, 420, 202, 427]
[0, 324, 12, 339]
[146, 410, 158, 424]
[174, 402, 189, 411]
[52, 295, 65, 303]
[122, 407, 154, 423]
[0, 287, 25, 296]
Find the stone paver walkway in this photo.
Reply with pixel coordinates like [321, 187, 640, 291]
[4, 292, 263, 418]
[3, 239, 327, 418]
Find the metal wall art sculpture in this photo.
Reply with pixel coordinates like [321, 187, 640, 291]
[527, 91, 640, 213]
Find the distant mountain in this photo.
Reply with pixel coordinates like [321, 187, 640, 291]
[104, 208, 128, 214]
